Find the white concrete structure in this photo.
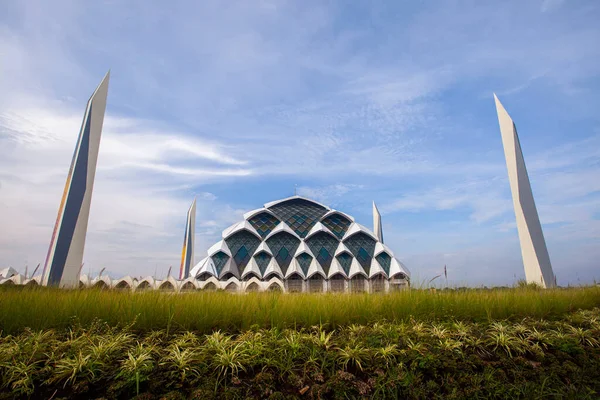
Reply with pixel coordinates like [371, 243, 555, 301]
[373, 201, 383, 243]
[179, 198, 197, 280]
[0, 267, 18, 280]
[494, 94, 556, 288]
[42, 72, 110, 288]
[189, 196, 410, 293]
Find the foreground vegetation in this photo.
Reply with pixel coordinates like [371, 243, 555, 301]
[1, 286, 600, 334]
[1, 308, 599, 399]
[1, 287, 599, 398]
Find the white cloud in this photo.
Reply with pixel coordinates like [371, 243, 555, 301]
[0, 0, 599, 285]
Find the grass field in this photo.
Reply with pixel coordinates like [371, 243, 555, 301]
[1, 285, 599, 334]
[1, 286, 600, 399]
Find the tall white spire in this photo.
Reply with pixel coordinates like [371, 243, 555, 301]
[42, 71, 110, 288]
[179, 197, 197, 280]
[372, 201, 383, 243]
[494, 94, 555, 288]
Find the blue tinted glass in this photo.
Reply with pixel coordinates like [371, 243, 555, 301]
[343, 232, 376, 274]
[336, 252, 353, 275]
[306, 231, 339, 274]
[225, 230, 261, 274]
[254, 252, 272, 275]
[296, 253, 313, 275]
[266, 231, 300, 275]
[212, 251, 230, 275]
[268, 199, 328, 238]
[248, 212, 280, 238]
[375, 252, 391, 275]
[321, 214, 352, 239]
[279, 247, 289, 260]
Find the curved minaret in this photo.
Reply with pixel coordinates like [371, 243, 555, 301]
[179, 198, 197, 280]
[373, 201, 383, 244]
[42, 72, 110, 288]
[494, 94, 555, 288]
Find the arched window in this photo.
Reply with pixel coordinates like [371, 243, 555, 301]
[350, 275, 366, 293]
[306, 231, 339, 275]
[246, 282, 260, 292]
[329, 273, 346, 293]
[266, 232, 300, 275]
[308, 274, 324, 293]
[285, 273, 303, 293]
[344, 233, 376, 275]
[180, 282, 196, 292]
[225, 230, 261, 273]
[268, 198, 328, 238]
[225, 282, 238, 292]
[371, 273, 386, 293]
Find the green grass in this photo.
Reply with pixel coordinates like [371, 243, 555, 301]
[2, 287, 600, 398]
[1, 286, 599, 334]
[1, 308, 600, 399]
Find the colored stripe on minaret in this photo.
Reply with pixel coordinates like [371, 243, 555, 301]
[46, 107, 92, 286]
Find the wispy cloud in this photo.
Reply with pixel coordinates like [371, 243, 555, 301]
[0, 0, 599, 284]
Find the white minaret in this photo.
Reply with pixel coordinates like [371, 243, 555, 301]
[372, 201, 383, 243]
[42, 72, 110, 288]
[179, 198, 197, 280]
[494, 94, 556, 288]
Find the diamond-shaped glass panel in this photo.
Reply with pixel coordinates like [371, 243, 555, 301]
[254, 252, 272, 275]
[278, 247, 289, 261]
[375, 252, 391, 275]
[296, 253, 312, 275]
[268, 198, 328, 238]
[343, 232, 376, 274]
[265, 231, 300, 275]
[321, 213, 352, 240]
[248, 212, 280, 238]
[211, 251, 230, 276]
[225, 230, 261, 274]
[306, 231, 339, 275]
[336, 252, 353, 275]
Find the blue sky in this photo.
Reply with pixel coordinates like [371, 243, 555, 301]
[1, 0, 599, 286]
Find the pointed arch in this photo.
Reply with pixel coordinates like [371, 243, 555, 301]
[248, 211, 281, 238]
[370, 273, 386, 293]
[344, 232, 376, 275]
[320, 212, 353, 240]
[266, 231, 300, 275]
[267, 197, 328, 238]
[305, 231, 339, 275]
[308, 274, 324, 293]
[225, 282, 239, 292]
[225, 229, 261, 272]
[93, 280, 109, 289]
[328, 273, 346, 293]
[180, 281, 197, 292]
[115, 280, 132, 290]
[350, 275, 366, 293]
[285, 272, 303, 293]
[158, 280, 175, 291]
[242, 272, 260, 281]
[197, 272, 214, 281]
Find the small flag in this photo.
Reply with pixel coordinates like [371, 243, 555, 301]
[444, 265, 447, 280]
